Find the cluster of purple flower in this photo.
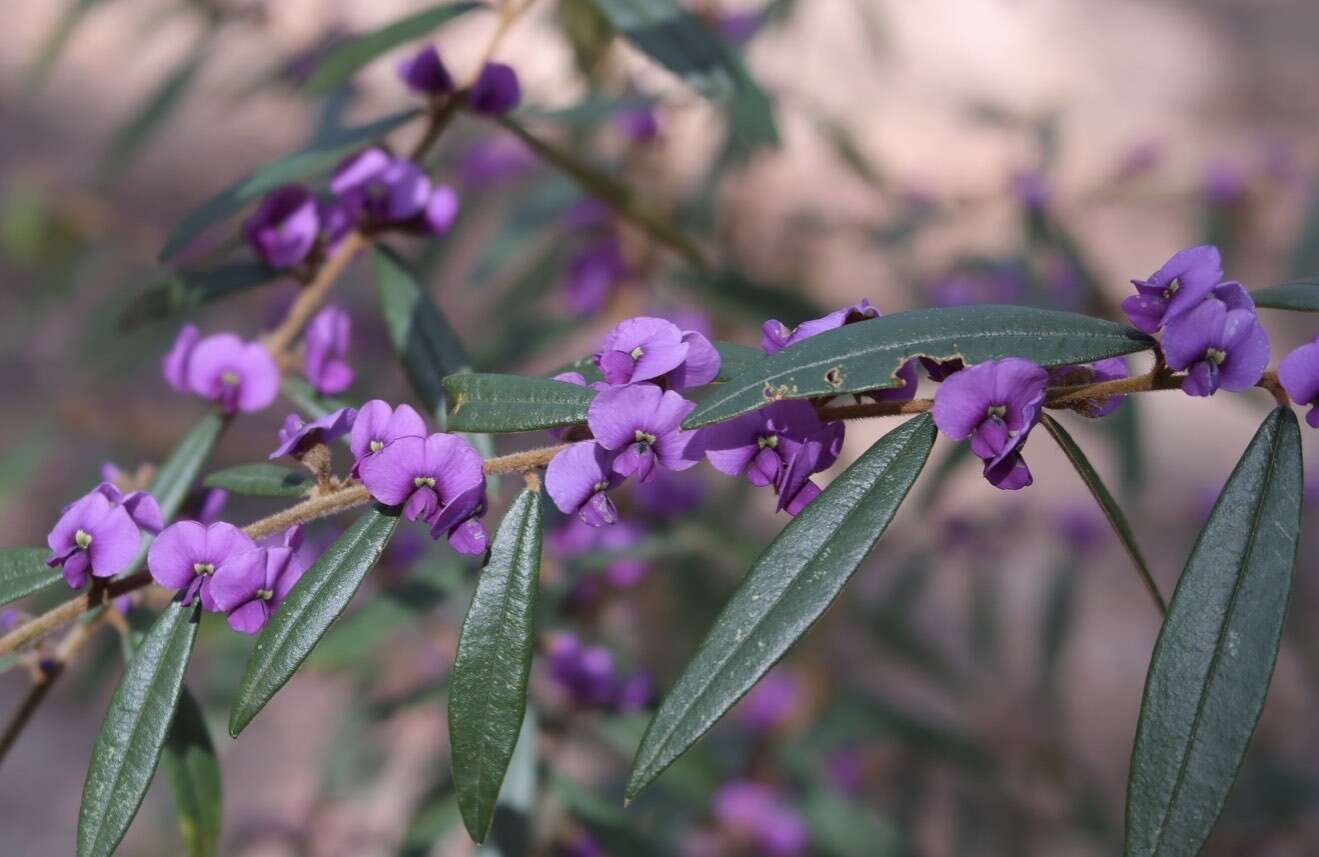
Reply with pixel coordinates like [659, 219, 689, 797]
[544, 631, 652, 713]
[163, 325, 279, 414]
[1121, 244, 1269, 397]
[46, 483, 162, 588]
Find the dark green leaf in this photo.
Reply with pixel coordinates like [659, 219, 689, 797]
[0, 547, 63, 607]
[476, 708, 537, 856]
[150, 413, 226, 522]
[1125, 408, 1302, 857]
[450, 487, 543, 842]
[672, 268, 827, 328]
[203, 463, 311, 498]
[230, 510, 400, 736]
[78, 602, 200, 857]
[119, 261, 277, 330]
[375, 246, 471, 427]
[549, 773, 662, 857]
[304, 2, 485, 95]
[1251, 278, 1319, 312]
[1042, 414, 1165, 614]
[687, 305, 1155, 428]
[159, 108, 422, 260]
[160, 687, 221, 857]
[626, 415, 937, 799]
[445, 374, 595, 433]
[585, 0, 778, 152]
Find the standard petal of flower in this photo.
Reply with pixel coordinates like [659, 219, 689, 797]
[931, 365, 993, 439]
[1278, 340, 1319, 406]
[203, 522, 258, 565]
[447, 519, 488, 555]
[210, 549, 268, 612]
[86, 506, 142, 578]
[1161, 299, 1226, 371]
[162, 324, 199, 392]
[148, 520, 208, 589]
[588, 385, 663, 450]
[1219, 317, 1270, 392]
[235, 343, 280, 412]
[546, 442, 610, 515]
[361, 436, 425, 506]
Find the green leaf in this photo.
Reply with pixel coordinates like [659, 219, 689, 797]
[585, 0, 778, 152]
[0, 547, 63, 607]
[304, 2, 485, 95]
[150, 413, 226, 523]
[1251, 277, 1319, 312]
[496, 116, 708, 269]
[160, 687, 221, 857]
[450, 487, 543, 842]
[626, 415, 937, 799]
[203, 463, 312, 498]
[374, 246, 471, 427]
[686, 305, 1155, 428]
[159, 108, 422, 260]
[1042, 414, 1165, 614]
[1125, 407, 1302, 857]
[476, 707, 538, 857]
[119, 260, 277, 330]
[78, 601, 200, 857]
[445, 374, 596, 433]
[230, 510, 400, 736]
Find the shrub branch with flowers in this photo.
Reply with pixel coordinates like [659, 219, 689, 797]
[5, 3, 1319, 856]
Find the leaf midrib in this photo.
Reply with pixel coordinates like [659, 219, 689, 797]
[1146, 416, 1282, 856]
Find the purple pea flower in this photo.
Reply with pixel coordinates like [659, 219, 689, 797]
[210, 526, 313, 634]
[46, 485, 161, 589]
[736, 668, 803, 731]
[269, 407, 357, 460]
[932, 358, 1049, 490]
[546, 441, 622, 527]
[564, 235, 626, 315]
[458, 135, 534, 187]
[424, 185, 460, 235]
[178, 332, 280, 414]
[469, 62, 520, 115]
[693, 400, 835, 487]
[1010, 168, 1051, 211]
[711, 781, 809, 857]
[1048, 357, 1129, 418]
[148, 521, 257, 610]
[774, 421, 844, 512]
[1278, 335, 1319, 427]
[359, 433, 488, 554]
[163, 324, 200, 393]
[195, 487, 229, 525]
[332, 150, 433, 223]
[304, 305, 354, 395]
[595, 316, 688, 384]
[396, 44, 453, 96]
[1121, 245, 1224, 334]
[1162, 282, 1269, 397]
[349, 399, 427, 475]
[762, 299, 879, 355]
[546, 632, 617, 707]
[243, 185, 320, 269]
[587, 384, 698, 482]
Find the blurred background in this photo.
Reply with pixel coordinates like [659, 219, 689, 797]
[4, 0, 1319, 855]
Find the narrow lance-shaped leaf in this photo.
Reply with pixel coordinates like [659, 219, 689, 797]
[1250, 277, 1319, 312]
[229, 509, 400, 736]
[1125, 407, 1302, 857]
[0, 547, 63, 607]
[203, 463, 311, 498]
[445, 374, 596, 433]
[686, 305, 1155, 428]
[119, 260, 277, 330]
[305, 1, 486, 95]
[451, 487, 543, 843]
[78, 601, 201, 857]
[159, 108, 422, 260]
[1041, 414, 1165, 614]
[627, 414, 937, 799]
[476, 707, 538, 857]
[374, 245, 471, 429]
[160, 687, 221, 857]
[150, 413, 227, 523]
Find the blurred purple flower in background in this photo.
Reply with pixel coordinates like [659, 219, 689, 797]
[564, 234, 626, 315]
[396, 44, 453, 97]
[304, 305, 354, 395]
[546, 632, 617, 707]
[458, 134, 534, 187]
[711, 780, 808, 857]
[736, 668, 803, 731]
[243, 184, 320, 268]
[614, 104, 660, 143]
[469, 62, 521, 115]
[167, 329, 279, 413]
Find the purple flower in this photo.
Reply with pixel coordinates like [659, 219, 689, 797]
[195, 487, 229, 525]
[424, 185, 460, 235]
[331, 150, 436, 224]
[546, 441, 622, 527]
[773, 422, 844, 512]
[546, 632, 617, 707]
[864, 358, 920, 404]
[458, 135, 534, 187]
[564, 235, 625, 315]
[396, 44, 453, 96]
[210, 526, 313, 634]
[1121, 245, 1224, 334]
[762, 299, 879, 355]
[587, 384, 698, 482]
[932, 358, 1049, 490]
[46, 484, 161, 588]
[163, 324, 200, 393]
[615, 670, 654, 712]
[359, 433, 488, 554]
[148, 521, 257, 610]
[693, 400, 836, 488]
[269, 407, 357, 460]
[1278, 335, 1319, 427]
[469, 62, 520, 115]
[304, 305, 354, 395]
[243, 185, 320, 269]
[711, 781, 809, 857]
[349, 400, 427, 476]
[615, 105, 660, 142]
[1162, 282, 1269, 397]
[595, 316, 720, 389]
[736, 668, 802, 731]
[1048, 357, 1129, 418]
[1010, 168, 1051, 211]
[180, 332, 280, 413]
[1203, 160, 1248, 207]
